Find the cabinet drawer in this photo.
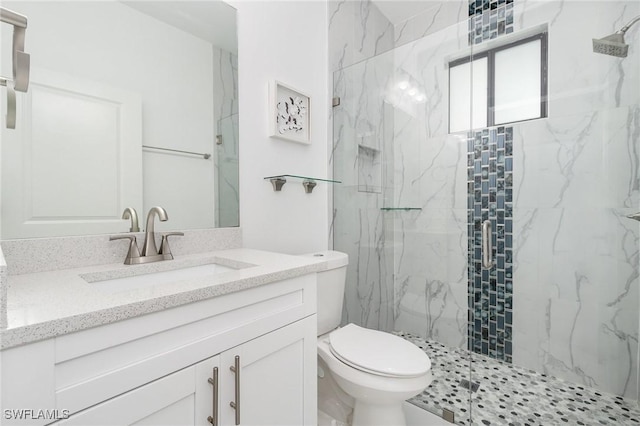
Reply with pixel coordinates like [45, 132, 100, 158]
[57, 363, 198, 426]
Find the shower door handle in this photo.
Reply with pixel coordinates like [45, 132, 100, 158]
[482, 220, 493, 269]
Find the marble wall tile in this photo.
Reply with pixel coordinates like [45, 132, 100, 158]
[212, 47, 238, 123]
[391, 20, 469, 140]
[514, 106, 640, 210]
[509, 0, 640, 397]
[215, 113, 240, 228]
[212, 47, 239, 228]
[515, 1, 640, 115]
[389, 58, 469, 346]
[394, 1, 467, 48]
[512, 107, 640, 399]
[512, 201, 640, 398]
[333, 47, 396, 332]
[328, 0, 395, 72]
[393, 207, 469, 349]
[387, 17, 472, 351]
[333, 195, 395, 331]
[512, 104, 640, 393]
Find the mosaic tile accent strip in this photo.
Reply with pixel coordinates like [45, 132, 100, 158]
[468, 0, 514, 46]
[398, 333, 640, 426]
[467, 126, 513, 363]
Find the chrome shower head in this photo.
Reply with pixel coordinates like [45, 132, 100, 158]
[592, 32, 628, 58]
[593, 15, 640, 58]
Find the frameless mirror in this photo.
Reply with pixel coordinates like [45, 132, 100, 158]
[0, 0, 238, 240]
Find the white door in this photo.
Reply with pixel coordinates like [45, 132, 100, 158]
[1, 68, 142, 239]
[220, 316, 317, 426]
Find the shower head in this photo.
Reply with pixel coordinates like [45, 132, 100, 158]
[593, 15, 640, 58]
[592, 32, 628, 58]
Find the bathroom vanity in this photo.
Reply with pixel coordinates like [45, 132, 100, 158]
[0, 235, 322, 426]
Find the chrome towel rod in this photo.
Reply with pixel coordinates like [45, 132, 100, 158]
[1, 7, 29, 93]
[142, 145, 211, 160]
[0, 8, 27, 28]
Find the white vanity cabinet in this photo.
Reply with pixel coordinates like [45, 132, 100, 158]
[1, 274, 317, 426]
[57, 316, 314, 426]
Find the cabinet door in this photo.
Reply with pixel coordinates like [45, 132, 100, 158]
[58, 357, 220, 426]
[220, 316, 316, 426]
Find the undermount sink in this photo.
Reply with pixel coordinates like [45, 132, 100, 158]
[85, 263, 237, 293]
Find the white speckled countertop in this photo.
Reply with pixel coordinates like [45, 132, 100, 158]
[1, 248, 329, 349]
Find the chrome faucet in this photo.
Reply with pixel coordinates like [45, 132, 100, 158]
[142, 206, 168, 257]
[110, 206, 183, 265]
[122, 207, 140, 232]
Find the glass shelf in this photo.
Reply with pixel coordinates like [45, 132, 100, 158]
[263, 174, 341, 184]
[264, 174, 342, 193]
[380, 207, 422, 211]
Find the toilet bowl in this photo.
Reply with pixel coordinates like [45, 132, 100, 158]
[306, 249, 432, 426]
[317, 324, 432, 426]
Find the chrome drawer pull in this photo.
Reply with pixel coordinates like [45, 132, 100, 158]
[207, 367, 219, 425]
[230, 356, 240, 425]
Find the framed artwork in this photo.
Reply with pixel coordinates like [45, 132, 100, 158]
[269, 81, 310, 144]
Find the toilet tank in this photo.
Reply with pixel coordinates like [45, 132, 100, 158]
[303, 251, 348, 336]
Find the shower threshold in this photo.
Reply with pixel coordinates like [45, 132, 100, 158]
[398, 332, 640, 426]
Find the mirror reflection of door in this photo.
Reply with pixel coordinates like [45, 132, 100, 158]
[0, 1, 239, 239]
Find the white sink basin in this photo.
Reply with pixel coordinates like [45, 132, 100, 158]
[87, 263, 236, 293]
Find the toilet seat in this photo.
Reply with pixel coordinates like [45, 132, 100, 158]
[328, 324, 431, 378]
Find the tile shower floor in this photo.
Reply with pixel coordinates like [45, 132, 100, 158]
[398, 332, 640, 426]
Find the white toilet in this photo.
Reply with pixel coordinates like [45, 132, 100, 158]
[308, 251, 433, 426]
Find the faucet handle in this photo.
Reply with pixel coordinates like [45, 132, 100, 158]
[159, 232, 184, 260]
[110, 235, 141, 265]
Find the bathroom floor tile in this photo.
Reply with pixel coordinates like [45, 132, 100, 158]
[397, 332, 640, 426]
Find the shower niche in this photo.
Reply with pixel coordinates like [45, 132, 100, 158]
[357, 134, 382, 194]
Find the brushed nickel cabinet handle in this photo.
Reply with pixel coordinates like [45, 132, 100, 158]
[482, 220, 494, 269]
[207, 367, 219, 425]
[229, 356, 240, 425]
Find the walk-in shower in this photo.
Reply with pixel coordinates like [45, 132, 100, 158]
[593, 15, 640, 57]
[331, 0, 640, 424]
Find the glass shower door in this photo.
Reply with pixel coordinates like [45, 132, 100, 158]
[467, 0, 640, 424]
[332, 15, 475, 424]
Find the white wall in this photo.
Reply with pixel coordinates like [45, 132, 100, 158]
[233, 0, 330, 254]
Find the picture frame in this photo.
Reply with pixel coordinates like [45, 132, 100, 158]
[269, 81, 310, 144]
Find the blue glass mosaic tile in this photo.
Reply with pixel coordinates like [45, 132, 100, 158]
[467, 126, 514, 363]
[468, 0, 514, 45]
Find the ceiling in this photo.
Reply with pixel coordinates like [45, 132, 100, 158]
[373, 0, 448, 26]
[122, 1, 237, 53]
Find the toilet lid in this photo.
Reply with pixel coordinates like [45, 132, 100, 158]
[329, 324, 431, 378]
